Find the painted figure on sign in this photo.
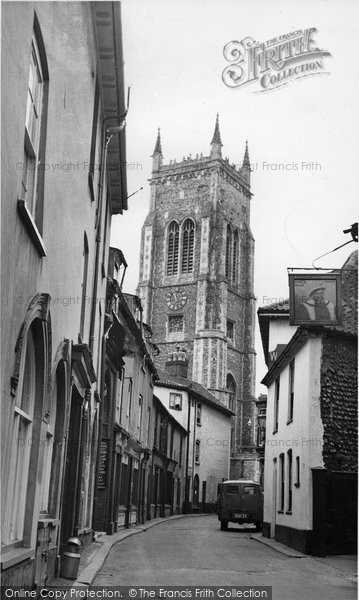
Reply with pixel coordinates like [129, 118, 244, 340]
[297, 286, 336, 322]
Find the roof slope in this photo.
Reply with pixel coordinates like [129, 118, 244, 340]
[156, 370, 234, 416]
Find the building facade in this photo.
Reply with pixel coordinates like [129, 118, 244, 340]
[1, 2, 127, 586]
[93, 248, 188, 531]
[154, 350, 234, 511]
[137, 119, 258, 480]
[258, 252, 358, 555]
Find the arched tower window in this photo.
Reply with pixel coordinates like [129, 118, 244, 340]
[232, 230, 239, 284]
[225, 225, 232, 280]
[181, 219, 195, 274]
[226, 373, 236, 412]
[166, 221, 179, 275]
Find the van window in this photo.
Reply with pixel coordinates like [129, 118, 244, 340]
[244, 486, 256, 495]
[224, 485, 239, 494]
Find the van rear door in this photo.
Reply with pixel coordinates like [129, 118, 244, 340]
[239, 484, 262, 513]
[221, 483, 241, 512]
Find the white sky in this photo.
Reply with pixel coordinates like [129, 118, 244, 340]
[111, 0, 359, 394]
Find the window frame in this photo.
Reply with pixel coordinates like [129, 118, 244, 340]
[226, 319, 234, 343]
[3, 319, 46, 548]
[18, 18, 49, 251]
[287, 359, 295, 423]
[166, 220, 180, 276]
[138, 394, 143, 440]
[294, 456, 300, 488]
[181, 218, 195, 274]
[273, 377, 280, 434]
[225, 224, 232, 280]
[278, 453, 285, 513]
[196, 403, 202, 427]
[287, 449, 293, 513]
[169, 392, 183, 410]
[195, 439, 201, 464]
[232, 229, 239, 284]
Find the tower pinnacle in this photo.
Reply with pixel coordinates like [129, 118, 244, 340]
[152, 128, 163, 171]
[210, 113, 223, 158]
[152, 128, 162, 156]
[242, 140, 250, 169]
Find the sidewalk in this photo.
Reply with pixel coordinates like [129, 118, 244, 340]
[50, 513, 209, 588]
[251, 532, 357, 582]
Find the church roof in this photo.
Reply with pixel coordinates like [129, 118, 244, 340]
[155, 369, 234, 416]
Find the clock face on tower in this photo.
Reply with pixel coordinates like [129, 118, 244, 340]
[166, 288, 188, 311]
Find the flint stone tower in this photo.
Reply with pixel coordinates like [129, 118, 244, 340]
[138, 117, 258, 479]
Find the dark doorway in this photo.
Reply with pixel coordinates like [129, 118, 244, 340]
[193, 474, 200, 509]
[60, 386, 82, 549]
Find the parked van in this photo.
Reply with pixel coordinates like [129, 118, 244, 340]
[217, 480, 263, 531]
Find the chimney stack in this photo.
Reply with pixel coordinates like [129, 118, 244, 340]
[164, 346, 188, 379]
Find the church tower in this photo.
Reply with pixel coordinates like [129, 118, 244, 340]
[138, 118, 258, 479]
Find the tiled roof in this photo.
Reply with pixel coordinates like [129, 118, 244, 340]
[156, 369, 234, 416]
[257, 299, 289, 314]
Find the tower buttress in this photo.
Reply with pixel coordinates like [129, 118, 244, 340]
[210, 113, 223, 159]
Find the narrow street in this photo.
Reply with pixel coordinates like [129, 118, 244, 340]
[93, 515, 356, 600]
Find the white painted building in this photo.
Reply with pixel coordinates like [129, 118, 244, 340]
[154, 350, 233, 510]
[258, 254, 358, 556]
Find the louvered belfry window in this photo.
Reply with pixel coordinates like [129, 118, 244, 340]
[225, 225, 232, 279]
[167, 221, 179, 275]
[232, 230, 239, 284]
[181, 219, 194, 273]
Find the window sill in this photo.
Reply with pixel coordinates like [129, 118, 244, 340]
[272, 429, 278, 435]
[277, 510, 284, 514]
[294, 483, 300, 488]
[287, 419, 293, 425]
[17, 199, 47, 257]
[1, 547, 35, 570]
[285, 511, 292, 515]
[37, 518, 61, 528]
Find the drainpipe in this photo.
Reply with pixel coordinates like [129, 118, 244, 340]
[89, 116, 126, 353]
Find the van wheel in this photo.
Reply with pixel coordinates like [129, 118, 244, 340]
[220, 521, 228, 531]
[254, 522, 262, 532]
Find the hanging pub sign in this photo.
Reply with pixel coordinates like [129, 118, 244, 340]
[288, 272, 342, 326]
